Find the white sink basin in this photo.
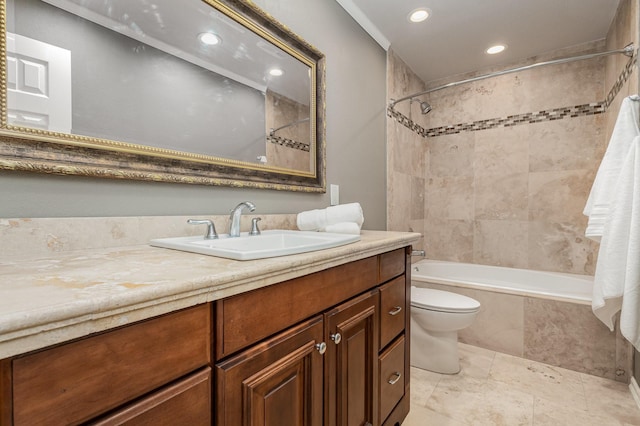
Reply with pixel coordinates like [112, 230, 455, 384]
[150, 230, 360, 260]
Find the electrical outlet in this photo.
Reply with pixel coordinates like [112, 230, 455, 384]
[330, 184, 339, 206]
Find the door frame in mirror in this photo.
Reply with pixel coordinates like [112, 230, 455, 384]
[0, 0, 326, 192]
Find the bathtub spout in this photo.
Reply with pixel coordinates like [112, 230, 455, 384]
[411, 250, 426, 257]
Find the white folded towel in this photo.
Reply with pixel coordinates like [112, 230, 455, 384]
[584, 95, 640, 241]
[321, 222, 362, 235]
[297, 203, 364, 233]
[592, 135, 640, 350]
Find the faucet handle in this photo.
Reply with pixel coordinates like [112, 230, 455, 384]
[187, 219, 218, 239]
[249, 217, 262, 236]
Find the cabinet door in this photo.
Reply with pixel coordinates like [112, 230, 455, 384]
[216, 316, 324, 426]
[325, 290, 379, 426]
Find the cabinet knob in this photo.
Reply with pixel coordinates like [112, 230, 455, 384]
[388, 306, 403, 316]
[388, 372, 402, 385]
[330, 333, 342, 344]
[315, 342, 327, 355]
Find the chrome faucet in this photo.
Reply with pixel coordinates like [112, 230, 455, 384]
[229, 201, 256, 237]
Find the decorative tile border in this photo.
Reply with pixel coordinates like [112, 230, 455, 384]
[387, 107, 428, 137]
[605, 53, 637, 108]
[424, 102, 606, 137]
[388, 53, 636, 139]
[267, 135, 310, 152]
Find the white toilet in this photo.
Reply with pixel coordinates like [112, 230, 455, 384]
[410, 286, 481, 374]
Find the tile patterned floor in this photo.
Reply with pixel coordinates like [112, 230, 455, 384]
[403, 343, 640, 425]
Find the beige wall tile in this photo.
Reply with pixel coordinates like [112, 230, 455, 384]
[411, 176, 426, 220]
[529, 115, 605, 173]
[528, 220, 598, 275]
[529, 169, 595, 224]
[474, 126, 529, 176]
[428, 134, 475, 177]
[387, 171, 412, 232]
[386, 49, 429, 233]
[523, 299, 617, 380]
[457, 288, 525, 357]
[424, 218, 474, 262]
[521, 58, 605, 111]
[473, 220, 529, 268]
[475, 173, 529, 221]
[426, 176, 474, 221]
[426, 84, 478, 129]
[473, 72, 530, 119]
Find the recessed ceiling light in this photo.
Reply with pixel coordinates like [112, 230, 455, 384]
[486, 44, 507, 54]
[269, 68, 284, 77]
[198, 32, 221, 46]
[408, 8, 430, 23]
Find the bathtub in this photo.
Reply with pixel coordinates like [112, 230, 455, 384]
[411, 259, 593, 304]
[410, 260, 630, 382]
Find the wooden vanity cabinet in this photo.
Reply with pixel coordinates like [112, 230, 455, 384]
[0, 245, 411, 426]
[214, 247, 411, 426]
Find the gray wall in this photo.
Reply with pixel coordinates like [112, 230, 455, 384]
[0, 0, 388, 229]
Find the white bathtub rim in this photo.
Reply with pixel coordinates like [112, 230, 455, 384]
[411, 260, 592, 305]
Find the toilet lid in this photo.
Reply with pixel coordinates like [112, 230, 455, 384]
[411, 287, 480, 313]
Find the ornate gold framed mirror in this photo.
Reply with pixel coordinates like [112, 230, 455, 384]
[0, 0, 326, 192]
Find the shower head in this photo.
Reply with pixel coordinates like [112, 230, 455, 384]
[411, 98, 432, 114]
[419, 101, 432, 114]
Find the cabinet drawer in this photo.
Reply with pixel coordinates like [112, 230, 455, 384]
[90, 368, 211, 426]
[12, 304, 211, 425]
[379, 248, 405, 283]
[379, 335, 405, 423]
[379, 276, 406, 349]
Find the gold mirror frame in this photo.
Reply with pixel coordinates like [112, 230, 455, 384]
[0, 0, 326, 192]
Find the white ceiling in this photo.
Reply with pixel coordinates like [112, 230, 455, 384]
[337, 0, 622, 83]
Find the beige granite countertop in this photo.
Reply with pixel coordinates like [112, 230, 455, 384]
[0, 230, 420, 359]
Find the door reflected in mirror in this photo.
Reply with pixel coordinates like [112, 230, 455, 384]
[2, 0, 323, 186]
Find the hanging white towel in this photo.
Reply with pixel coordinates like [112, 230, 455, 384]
[296, 203, 364, 233]
[584, 95, 640, 241]
[592, 135, 640, 350]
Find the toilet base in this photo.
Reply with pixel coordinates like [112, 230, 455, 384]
[410, 317, 461, 374]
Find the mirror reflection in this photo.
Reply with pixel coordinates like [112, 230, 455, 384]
[5, 0, 315, 173]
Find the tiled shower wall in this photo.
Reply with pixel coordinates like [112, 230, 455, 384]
[422, 42, 606, 275]
[386, 0, 638, 382]
[387, 0, 638, 276]
[386, 49, 428, 254]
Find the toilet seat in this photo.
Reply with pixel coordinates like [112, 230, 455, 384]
[411, 287, 480, 313]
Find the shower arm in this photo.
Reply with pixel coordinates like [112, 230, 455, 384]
[388, 43, 636, 109]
